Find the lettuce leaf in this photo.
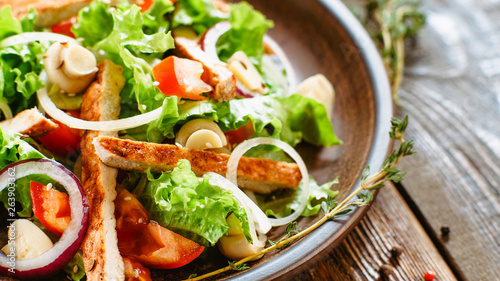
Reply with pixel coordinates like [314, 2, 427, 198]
[0, 127, 44, 169]
[139, 160, 250, 247]
[147, 94, 340, 146]
[172, 0, 229, 34]
[255, 177, 339, 218]
[0, 7, 44, 119]
[277, 94, 342, 146]
[0, 127, 46, 217]
[143, 0, 176, 34]
[216, 2, 273, 67]
[73, 0, 176, 116]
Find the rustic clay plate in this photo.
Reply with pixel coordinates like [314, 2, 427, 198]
[153, 0, 393, 280]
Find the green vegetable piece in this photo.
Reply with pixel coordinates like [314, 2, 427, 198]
[63, 252, 86, 281]
[140, 160, 250, 247]
[47, 84, 83, 110]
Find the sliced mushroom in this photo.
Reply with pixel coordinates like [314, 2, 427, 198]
[228, 51, 268, 95]
[175, 119, 227, 149]
[44, 42, 98, 94]
[185, 129, 224, 150]
[296, 74, 335, 120]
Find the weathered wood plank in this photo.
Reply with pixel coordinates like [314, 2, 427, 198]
[393, 0, 500, 280]
[292, 183, 456, 281]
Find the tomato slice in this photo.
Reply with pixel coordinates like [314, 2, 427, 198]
[123, 257, 151, 281]
[115, 187, 205, 269]
[51, 16, 77, 38]
[152, 56, 212, 100]
[137, 0, 154, 11]
[39, 110, 82, 156]
[224, 120, 255, 145]
[30, 181, 71, 237]
[115, 186, 150, 242]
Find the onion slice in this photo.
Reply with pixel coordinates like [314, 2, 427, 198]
[0, 32, 80, 48]
[199, 21, 231, 60]
[37, 85, 163, 131]
[200, 21, 297, 96]
[0, 159, 89, 279]
[0, 100, 13, 120]
[226, 137, 309, 227]
[206, 172, 271, 248]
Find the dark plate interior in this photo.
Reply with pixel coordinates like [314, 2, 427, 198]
[154, 0, 393, 280]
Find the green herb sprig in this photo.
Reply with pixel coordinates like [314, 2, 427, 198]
[357, 0, 425, 102]
[185, 116, 415, 281]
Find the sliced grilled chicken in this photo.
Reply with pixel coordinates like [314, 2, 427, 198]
[0, 108, 58, 138]
[93, 136, 302, 194]
[79, 59, 125, 281]
[2, 0, 147, 27]
[2, 0, 92, 27]
[173, 29, 236, 102]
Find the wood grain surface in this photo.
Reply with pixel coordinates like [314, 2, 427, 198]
[396, 0, 500, 280]
[295, 0, 500, 280]
[294, 183, 456, 281]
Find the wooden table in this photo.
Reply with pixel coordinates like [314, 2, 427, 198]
[296, 0, 500, 280]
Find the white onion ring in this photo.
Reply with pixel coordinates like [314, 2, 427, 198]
[0, 159, 89, 279]
[199, 21, 231, 60]
[199, 21, 297, 96]
[0, 100, 13, 120]
[206, 172, 271, 248]
[0, 32, 80, 48]
[226, 137, 309, 227]
[37, 85, 163, 131]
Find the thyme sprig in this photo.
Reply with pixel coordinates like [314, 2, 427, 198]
[268, 221, 300, 250]
[185, 116, 414, 281]
[357, 0, 425, 101]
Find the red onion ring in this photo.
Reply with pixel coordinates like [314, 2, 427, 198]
[0, 159, 89, 279]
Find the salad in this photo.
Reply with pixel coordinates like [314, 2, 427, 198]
[0, 0, 342, 280]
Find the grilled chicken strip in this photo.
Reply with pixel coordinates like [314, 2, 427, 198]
[80, 60, 125, 281]
[0, 108, 58, 138]
[173, 29, 236, 102]
[93, 136, 302, 194]
[2, 0, 147, 27]
[2, 0, 92, 27]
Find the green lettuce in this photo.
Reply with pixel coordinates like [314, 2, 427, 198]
[277, 94, 342, 146]
[0, 127, 44, 169]
[139, 160, 250, 247]
[147, 94, 340, 146]
[216, 2, 273, 67]
[0, 7, 44, 119]
[256, 177, 339, 218]
[0, 6, 37, 41]
[0, 127, 46, 216]
[63, 252, 85, 281]
[172, 0, 229, 34]
[73, 0, 176, 116]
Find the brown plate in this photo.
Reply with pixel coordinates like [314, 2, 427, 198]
[154, 0, 393, 280]
[0, 0, 391, 280]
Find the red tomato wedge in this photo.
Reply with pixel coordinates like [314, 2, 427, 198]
[30, 181, 71, 237]
[51, 16, 77, 38]
[152, 56, 212, 100]
[39, 110, 82, 156]
[115, 187, 205, 269]
[225, 120, 255, 145]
